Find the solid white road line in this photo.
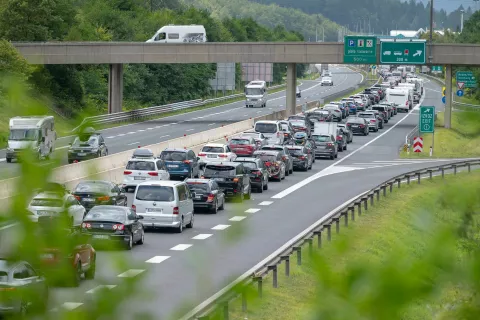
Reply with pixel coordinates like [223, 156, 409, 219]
[86, 285, 116, 294]
[258, 201, 273, 206]
[192, 234, 213, 240]
[117, 269, 145, 278]
[229, 216, 247, 221]
[245, 208, 260, 213]
[211, 224, 230, 230]
[170, 244, 192, 251]
[127, 142, 140, 146]
[60, 302, 84, 310]
[145, 256, 171, 264]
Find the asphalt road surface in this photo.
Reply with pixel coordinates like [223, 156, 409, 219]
[45, 75, 474, 319]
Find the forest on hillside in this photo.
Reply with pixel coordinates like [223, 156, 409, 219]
[251, 0, 476, 34]
[0, 0, 307, 118]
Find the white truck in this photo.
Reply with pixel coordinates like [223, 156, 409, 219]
[386, 88, 411, 112]
[6, 116, 56, 162]
[245, 80, 267, 108]
[146, 25, 206, 43]
[314, 121, 338, 136]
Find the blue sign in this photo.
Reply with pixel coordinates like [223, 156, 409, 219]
[442, 96, 446, 104]
[457, 89, 464, 97]
[348, 40, 355, 47]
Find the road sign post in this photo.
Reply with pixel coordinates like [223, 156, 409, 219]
[419, 106, 435, 155]
[344, 36, 377, 64]
[380, 40, 426, 64]
[456, 71, 477, 88]
[441, 86, 446, 104]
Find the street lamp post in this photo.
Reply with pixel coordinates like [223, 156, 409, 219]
[460, 10, 465, 32]
[429, 0, 434, 42]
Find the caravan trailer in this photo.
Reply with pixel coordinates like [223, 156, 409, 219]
[146, 25, 206, 43]
[245, 80, 268, 108]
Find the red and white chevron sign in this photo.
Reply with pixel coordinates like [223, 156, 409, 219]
[413, 136, 423, 152]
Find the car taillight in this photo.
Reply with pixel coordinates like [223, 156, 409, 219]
[347, 123, 351, 126]
[370, 120, 376, 123]
[206, 194, 215, 202]
[284, 133, 289, 137]
[406, 101, 409, 106]
[131, 204, 136, 213]
[198, 153, 206, 156]
[327, 143, 333, 147]
[282, 156, 287, 161]
[265, 161, 271, 167]
[173, 207, 179, 215]
[148, 172, 158, 176]
[233, 177, 239, 182]
[74, 195, 81, 201]
[124, 171, 132, 175]
[97, 196, 110, 201]
[112, 224, 125, 231]
[253, 170, 262, 176]
[183, 160, 191, 164]
[359, 124, 365, 128]
[219, 154, 228, 158]
[299, 156, 306, 160]
[82, 223, 91, 229]
[336, 136, 342, 140]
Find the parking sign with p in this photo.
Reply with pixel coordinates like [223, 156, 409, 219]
[348, 40, 355, 47]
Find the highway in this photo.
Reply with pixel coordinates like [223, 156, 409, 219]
[45, 75, 469, 319]
[0, 66, 362, 179]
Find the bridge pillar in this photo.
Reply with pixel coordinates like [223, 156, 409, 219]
[444, 64, 452, 129]
[286, 63, 297, 117]
[108, 64, 123, 114]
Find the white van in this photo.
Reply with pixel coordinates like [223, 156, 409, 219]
[386, 88, 411, 112]
[245, 80, 267, 108]
[132, 180, 194, 233]
[391, 71, 402, 83]
[254, 121, 284, 144]
[146, 25, 206, 43]
[7, 116, 56, 162]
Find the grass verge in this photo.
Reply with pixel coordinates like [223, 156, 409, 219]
[400, 111, 480, 158]
[222, 169, 480, 320]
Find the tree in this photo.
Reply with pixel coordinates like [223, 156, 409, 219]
[0, 40, 32, 80]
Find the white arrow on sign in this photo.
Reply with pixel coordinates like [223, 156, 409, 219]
[457, 82, 465, 89]
[424, 108, 431, 112]
[413, 50, 422, 57]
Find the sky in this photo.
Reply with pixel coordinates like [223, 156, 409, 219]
[417, 0, 479, 12]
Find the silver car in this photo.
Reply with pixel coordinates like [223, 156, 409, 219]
[27, 192, 87, 227]
[357, 112, 379, 132]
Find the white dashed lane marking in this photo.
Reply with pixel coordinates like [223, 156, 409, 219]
[259, 201, 273, 206]
[170, 244, 192, 251]
[117, 269, 145, 278]
[86, 285, 117, 294]
[192, 234, 213, 240]
[245, 208, 260, 213]
[229, 216, 247, 221]
[186, 129, 194, 132]
[146, 256, 171, 264]
[211, 224, 230, 230]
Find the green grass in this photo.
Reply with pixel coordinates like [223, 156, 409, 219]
[400, 111, 480, 158]
[222, 170, 480, 320]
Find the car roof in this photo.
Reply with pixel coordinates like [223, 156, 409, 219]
[235, 157, 258, 162]
[255, 120, 278, 124]
[262, 144, 284, 148]
[162, 148, 189, 152]
[89, 205, 128, 211]
[205, 162, 240, 166]
[231, 136, 252, 140]
[203, 143, 226, 147]
[33, 192, 65, 200]
[253, 150, 278, 155]
[185, 178, 211, 183]
[137, 180, 184, 187]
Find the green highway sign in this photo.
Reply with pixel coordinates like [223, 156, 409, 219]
[344, 36, 377, 64]
[419, 106, 435, 133]
[380, 40, 426, 64]
[431, 66, 443, 72]
[456, 71, 477, 88]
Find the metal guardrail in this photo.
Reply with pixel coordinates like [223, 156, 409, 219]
[73, 84, 286, 132]
[182, 159, 480, 320]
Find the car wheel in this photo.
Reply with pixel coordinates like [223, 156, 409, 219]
[258, 182, 264, 193]
[245, 187, 251, 200]
[263, 180, 268, 190]
[364, 131, 368, 136]
[176, 218, 184, 233]
[330, 154, 334, 160]
[285, 165, 290, 176]
[85, 256, 96, 279]
[343, 144, 347, 151]
[6, 158, 11, 163]
[186, 214, 194, 228]
[72, 262, 82, 287]
[335, 153, 338, 158]
[137, 229, 145, 244]
[126, 235, 133, 249]
[219, 199, 225, 210]
[211, 201, 218, 214]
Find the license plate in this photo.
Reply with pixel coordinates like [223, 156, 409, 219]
[146, 208, 163, 212]
[134, 176, 146, 180]
[37, 211, 52, 216]
[77, 153, 86, 156]
[207, 154, 217, 158]
[82, 198, 95, 202]
[93, 235, 109, 240]
[195, 195, 202, 199]
[168, 165, 178, 168]
[41, 253, 54, 259]
[352, 125, 358, 127]
[213, 178, 225, 182]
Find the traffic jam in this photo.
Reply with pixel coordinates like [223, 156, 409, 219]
[1, 66, 423, 316]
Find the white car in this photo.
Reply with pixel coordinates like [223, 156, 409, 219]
[28, 192, 86, 227]
[198, 143, 237, 166]
[123, 148, 170, 192]
[321, 77, 333, 86]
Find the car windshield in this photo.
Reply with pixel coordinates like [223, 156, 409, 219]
[311, 135, 330, 142]
[72, 136, 98, 147]
[126, 161, 155, 171]
[9, 129, 38, 141]
[135, 185, 174, 201]
[236, 161, 257, 169]
[230, 139, 250, 145]
[74, 182, 110, 194]
[160, 151, 187, 161]
[289, 120, 304, 126]
[204, 165, 236, 177]
[84, 207, 126, 222]
[201, 146, 224, 153]
[245, 88, 263, 95]
[255, 123, 277, 134]
[0, 271, 8, 283]
[30, 198, 63, 207]
[186, 182, 209, 192]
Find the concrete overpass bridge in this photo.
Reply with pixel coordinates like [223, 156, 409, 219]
[12, 42, 480, 121]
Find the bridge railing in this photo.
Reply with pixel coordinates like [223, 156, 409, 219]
[179, 159, 480, 320]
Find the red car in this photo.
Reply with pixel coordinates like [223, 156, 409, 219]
[38, 217, 96, 287]
[228, 136, 258, 157]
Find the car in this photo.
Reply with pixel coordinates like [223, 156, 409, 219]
[234, 157, 269, 192]
[81, 205, 145, 249]
[197, 143, 237, 167]
[369, 106, 390, 123]
[123, 149, 170, 192]
[341, 99, 358, 115]
[228, 136, 258, 157]
[288, 118, 311, 137]
[254, 121, 285, 145]
[330, 101, 348, 118]
[357, 112, 379, 132]
[259, 144, 294, 175]
[185, 179, 225, 213]
[240, 131, 268, 148]
[38, 216, 96, 287]
[72, 180, 127, 212]
[279, 122, 295, 144]
[306, 109, 333, 123]
[252, 150, 286, 181]
[310, 134, 338, 160]
[28, 192, 86, 227]
[323, 104, 343, 122]
[159, 148, 201, 179]
[367, 110, 385, 129]
[286, 145, 313, 171]
[335, 127, 348, 151]
[337, 123, 353, 143]
[68, 129, 108, 163]
[321, 76, 333, 86]
[296, 86, 301, 98]
[346, 117, 370, 135]
[0, 259, 49, 315]
[202, 162, 252, 201]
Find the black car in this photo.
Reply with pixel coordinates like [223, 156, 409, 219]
[72, 180, 127, 212]
[234, 157, 269, 192]
[68, 131, 108, 163]
[346, 117, 369, 135]
[185, 179, 225, 213]
[202, 162, 251, 201]
[81, 205, 144, 250]
[286, 146, 313, 171]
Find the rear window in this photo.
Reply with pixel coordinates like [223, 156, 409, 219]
[30, 198, 63, 207]
[160, 151, 187, 161]
[230, 139, 250, 145]
[255, 123, 277, 133]
[135, 185, 174, 202]
[289, 120, 305, 126]
[255, 154, 277, 162]
[74, 182, 110, 194]
[358, 113, 375, 118]
[287, 148, 303, 155]
[204, 165, 236, 177]
[312, 135, 330, 142]
[186, 182, 209, 192]
[261, 146, 282, 151]
[236, 161, 257, 169]
[126, 161, 155, 171]
[201, 146, 224, 153]
[84, 207, 126, 222]
[0, 271, 8, 282]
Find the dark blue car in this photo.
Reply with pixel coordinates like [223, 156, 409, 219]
[158, 148, 200, 179]
[346, 101, 357, 115]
